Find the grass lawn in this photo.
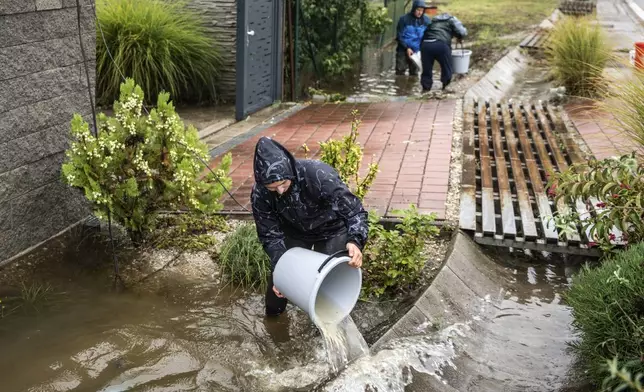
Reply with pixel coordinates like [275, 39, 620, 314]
[441, 0, 559, 66]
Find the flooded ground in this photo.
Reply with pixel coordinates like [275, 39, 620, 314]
[0, 229, 331, 392]
[0, 223, 593, 392]
[0, 224, 444, 392]
[312, 43, 484, 101]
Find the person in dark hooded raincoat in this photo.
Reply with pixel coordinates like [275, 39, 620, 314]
[251, 137, 369, 317]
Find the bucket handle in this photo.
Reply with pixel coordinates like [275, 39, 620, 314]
[456, 40, 465, 57]
[317, 250, 350, 273]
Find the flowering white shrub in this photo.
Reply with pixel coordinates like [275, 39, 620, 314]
[62, 78, 232, 243]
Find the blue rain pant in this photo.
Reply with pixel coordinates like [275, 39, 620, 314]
[420, 40, 453, 91]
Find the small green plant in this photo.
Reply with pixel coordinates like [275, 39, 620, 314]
[217, 223, 271, 290]
[20, 282, 54, 306]
[96, 0, 223, 105]
[604, 357, 644, 392]
[153, 213, 228, 251]
[319, 110, 379, 200]
[62, 78, 233, 244]
[546, 15, 610, 97]
[603, 72, 644, 153]
[362, 206, 440, 298]
[564, 242, 644, 389]
[548, 153, 644, 250]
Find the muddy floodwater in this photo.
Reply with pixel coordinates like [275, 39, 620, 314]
[0, 233, 336, 392]
[0, 226, 591, 392]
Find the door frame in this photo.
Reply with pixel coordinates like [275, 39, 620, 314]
[235, 0, 284, 121]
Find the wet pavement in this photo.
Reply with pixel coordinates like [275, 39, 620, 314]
[598, 0, 644, 51]
[209, 100, 457, 220]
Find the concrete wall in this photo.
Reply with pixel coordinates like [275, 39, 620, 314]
[0, 0, 95, 264]
[187, 0, 237, 103]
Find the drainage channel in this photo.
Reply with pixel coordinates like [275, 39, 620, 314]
[460, 99, 604, 256]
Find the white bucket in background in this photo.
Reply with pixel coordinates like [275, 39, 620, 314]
[273, 248, 362, 326]
[451, 49, 472, 74]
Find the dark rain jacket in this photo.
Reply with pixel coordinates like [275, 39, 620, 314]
[422, 13, 467, 45]
[250, 137, 369, 271]
[396, 0, 431, 53]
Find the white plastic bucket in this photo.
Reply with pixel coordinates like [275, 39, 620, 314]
[410, 51, 423, 74]
[273, 248, 362, 325]
[451, 49, 472, 74]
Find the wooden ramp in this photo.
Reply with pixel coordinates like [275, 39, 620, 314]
[519, 29, 552, 52]
[460, 99, 602, 256]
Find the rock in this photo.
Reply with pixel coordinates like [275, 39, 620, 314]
[547, 86, 567, 104]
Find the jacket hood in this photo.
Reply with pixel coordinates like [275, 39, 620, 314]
[433, 12, 454, 21]
[253, 137, 297, 185]
[410, 0, 426, 14]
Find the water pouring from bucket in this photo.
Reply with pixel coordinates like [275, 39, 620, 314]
[273, 247, 369, 372]
[273, 248, 362, 326]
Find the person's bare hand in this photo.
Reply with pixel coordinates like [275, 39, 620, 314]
[273, 285, 284, 298]
[406, 48, 413, 57]
[346, 243, 363, 269]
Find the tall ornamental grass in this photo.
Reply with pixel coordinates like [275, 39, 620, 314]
[603, 72, 644, 153]
[96, 0, 223, 105]
[546, 16, 610, 98]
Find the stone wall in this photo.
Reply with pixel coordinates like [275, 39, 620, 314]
[0, 0, 95, 264]
[187, 0, 238, 103]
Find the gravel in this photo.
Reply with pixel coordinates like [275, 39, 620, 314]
[444, 98, 464, 226]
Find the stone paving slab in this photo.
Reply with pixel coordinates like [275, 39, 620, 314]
[209, 100, 457, 220]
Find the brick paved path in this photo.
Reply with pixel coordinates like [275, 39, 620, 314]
[562, 0, 643, 160]
[209, 100, 456, 220]
[565, 103, 640, 160]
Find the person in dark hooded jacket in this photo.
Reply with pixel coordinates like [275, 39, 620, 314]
[250, 136, 369, 317]
[420, 11, 467, 92]
[395, 0, 431, 76]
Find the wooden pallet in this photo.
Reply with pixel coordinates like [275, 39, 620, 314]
[559, 0, 596, 15]
[459, 99, 603, 256]
[519, 29, 552, 52]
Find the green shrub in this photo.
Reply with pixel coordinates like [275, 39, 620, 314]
[96, 0, 223, 105]
[362, 206, 440, 298]
[217, 223, 271, 290]
[546, 15, 609, 97]
[565, 242, 644, 389]
[299, 0, 391, 78]
[62, 78, 233, 244]
[319, 110, 379, 200]
[549, 153, 644, 251]
[603, 72, 644, 152]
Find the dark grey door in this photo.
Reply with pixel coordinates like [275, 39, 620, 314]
[236, 0, 283, 121]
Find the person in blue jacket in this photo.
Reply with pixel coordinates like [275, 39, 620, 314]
[395, 0, 431, 76]
[420, 11, 467, 92]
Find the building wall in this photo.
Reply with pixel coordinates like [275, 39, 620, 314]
[0, 0, 95, 264]
[187, 0, 238, 103]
